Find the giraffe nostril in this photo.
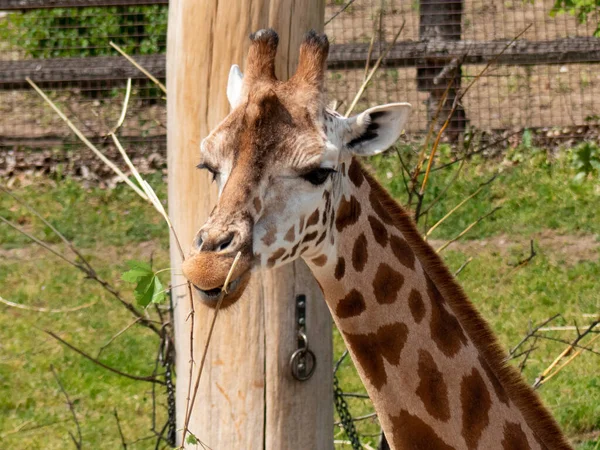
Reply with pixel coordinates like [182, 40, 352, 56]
[195, 234, 204, 251]
[217, 234, 234, 252]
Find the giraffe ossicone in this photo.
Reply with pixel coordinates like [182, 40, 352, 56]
[182, 29, 572, 450]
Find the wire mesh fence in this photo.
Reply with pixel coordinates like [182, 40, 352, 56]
[1, 0, 600, 171]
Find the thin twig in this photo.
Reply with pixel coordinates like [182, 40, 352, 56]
[363, 34, 376, 82]
[533, 316, 600, 388]
[46, 330, 165, 385]
[0, 215, 81, 268]
[0, 295, 96, 314]
[97, 317, 142, 357]
[410, 78, 455, 195]
[0, 212, 161, 335]
[420, 160, 466, 218]
[454, 257, 473, 277]
[436, 207, 502, 253]
[50, 365, 82, 450]
[114, 408, 128, 450]
[425, 174, 497, 239]
[180, 252, 242, 446]
[417, 79, 456, 196]
[334, 412, 377, 425]
[108, 77, 132, 136]
[324, 0, 357, 26]
[110, 42, 167, 94]
[507, 314, 561, 361]
[0, 186, 95, 273]
[415, 25, 531, 201]
[334, 350, 349, 374]
[110, 133, 185, 261]
[345, 21, 405, 118]
[536, 333, 600, 387]
[26, 78, 149, 200]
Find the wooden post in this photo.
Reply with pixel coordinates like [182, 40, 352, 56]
[166, 1, 332, 449]
[417, 0, 465, 138]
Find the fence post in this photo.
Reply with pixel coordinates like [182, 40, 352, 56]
[418, 0, 466, 138]
[166, 1, 333, 449]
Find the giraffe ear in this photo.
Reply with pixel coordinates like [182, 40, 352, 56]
[344, 103, 411, 156]
[227, 64, 244, 109]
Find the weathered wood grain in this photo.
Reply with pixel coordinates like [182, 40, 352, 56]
[166, 0, 332, 449]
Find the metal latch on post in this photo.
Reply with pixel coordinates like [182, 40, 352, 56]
[289, 294, 316, 381]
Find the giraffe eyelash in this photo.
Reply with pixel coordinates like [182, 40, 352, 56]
[196, 163, 219, 182]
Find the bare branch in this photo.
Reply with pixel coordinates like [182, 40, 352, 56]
[454, 257, 473, 277]
[0, 295, 96, 314]
[114, 408, 128, 450]
[181, 252, 242, 446]
[436, 206, 502, 253]
[324, 0, 357, 26]
[110, 42, 167, 94]
[46, 330, 165, 385]
[50, 365, 82, 450]
[97, 317, 142, 358]
[345, 21, 406, 118]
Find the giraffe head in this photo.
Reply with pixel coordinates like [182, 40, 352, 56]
[182, 29, 411, 307]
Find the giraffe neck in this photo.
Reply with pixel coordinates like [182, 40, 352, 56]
[306, 158, 570, 450]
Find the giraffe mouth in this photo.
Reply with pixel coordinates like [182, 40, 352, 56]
[192, 270, 252, 308]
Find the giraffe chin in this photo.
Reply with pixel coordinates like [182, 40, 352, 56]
[191, 271, 251, 309]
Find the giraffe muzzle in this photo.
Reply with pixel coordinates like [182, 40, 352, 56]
[181, 250, 253, 308]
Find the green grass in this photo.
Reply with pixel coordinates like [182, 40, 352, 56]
[1, 146, 599, 449]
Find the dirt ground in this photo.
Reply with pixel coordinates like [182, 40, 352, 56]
[429, 231, 600, 266]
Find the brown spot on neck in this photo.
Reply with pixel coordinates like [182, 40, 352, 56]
[344, 322, 408, 391]
[302, 230, 318, 243]
[352, 233, 368, 272]
[307, 208, 320, 227]
[334, 257, 345, 280]
[416, 349, 451, 422]
[408, 289, 426, 323]
[390, 235, 415, 270]
[372, 263, 404, 304]
[389, 409, 456, 450]
[348, 158, 365, 187]
[311, 254, 328, 267]
[253, 197, 262, 214]
[335, 195, 361, 232]
[461, 368, 492, 450]
[262, 222, 277, 246]
[369, 186, 395, 226]
[368, 215, 388, 247]
[284, 225, 295, 242]
[427, 274, 468, 357]
[267, 248, 286, 267]
[501, 422, 531, 450]
[336, 289, 366, 318]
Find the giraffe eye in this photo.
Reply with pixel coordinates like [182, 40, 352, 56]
[196, 163, 219, 182]
[301, 168, 336, 186]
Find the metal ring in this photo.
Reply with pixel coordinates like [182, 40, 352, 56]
[289, 348, 316, 381]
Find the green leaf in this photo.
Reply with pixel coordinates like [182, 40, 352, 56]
[121, 260, 153, 283]
[186, 433, 199, 445]
[122, 260, 166, 306]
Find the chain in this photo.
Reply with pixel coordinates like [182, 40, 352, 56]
[165, 352, 176, 447]
[333, 372, 362, 450]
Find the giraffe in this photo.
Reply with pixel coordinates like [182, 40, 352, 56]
[181, 29, 572, 450]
